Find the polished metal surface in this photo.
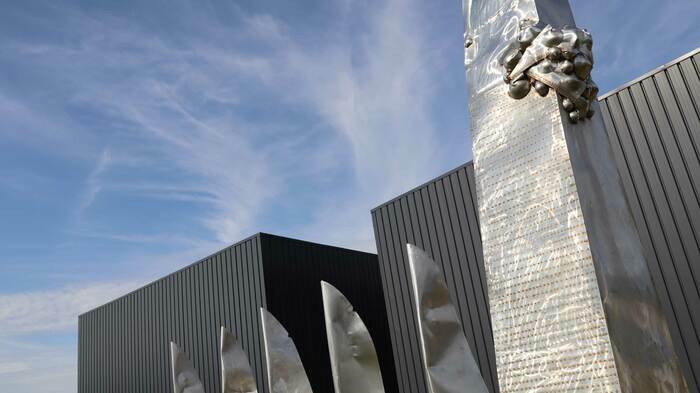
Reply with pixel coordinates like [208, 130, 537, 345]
[406, 244, 489, 393]
[463, 1, 689, 392]
[220, 326, 258, 393]
[170, 342, 206, 393]
[260, 308, 314, 393]
[501, 23, 598, 122]
[321, 281, 385, 393]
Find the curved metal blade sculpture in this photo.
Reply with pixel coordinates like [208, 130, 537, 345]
[321, 281, 385, 393]
[260, 308, 314, 393]
[406, 244, 489, 393]
[170, 341, 206, 393]
[220, 326, 258, 393]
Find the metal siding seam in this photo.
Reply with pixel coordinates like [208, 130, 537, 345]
[447, 171, 493, 389]
[661, 68, 700, 204]
[377, 207, 411, 393]
[606, 90, 696, 379]
[390, 200, 429, 393]
[206, 256, 218, 393]
[251, 235, 268, 393]
[440, 176, 482, 365]
[456, 167, 498, 392]
[435, 178, 478, 363]
[619, 86, 700, 342]
[647, 76, 700, 290]
[383, 205, 422, 393]
[642, 78, 700, 304]
[655, 72, 700, 262]
[242, 241, 254, 388]
[372, 212, 408, 393]
[679, 59, 700, 120]
[609, 84, 700, 389]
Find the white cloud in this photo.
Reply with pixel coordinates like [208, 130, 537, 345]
[0, 281, 140, 336]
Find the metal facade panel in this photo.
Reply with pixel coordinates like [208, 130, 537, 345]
[259, 233, 399, 393]
[372, 165, 499, 393]
[78, 233, 394, 393]
[373, 48, 700, 393]
[78, 234, 266, 393]
[600, 51, 700, 391]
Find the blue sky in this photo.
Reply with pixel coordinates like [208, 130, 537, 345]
[0, 0, 698, 391]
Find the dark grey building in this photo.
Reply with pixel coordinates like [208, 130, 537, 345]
[78, 233, 398, 393]
[372, 47, 700, 393]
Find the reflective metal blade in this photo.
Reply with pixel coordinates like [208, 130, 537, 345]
[220, 326, 258, 393]
[170, 341, 206, 393]
[321, 281, 385, 393]
[260, 308, 314, 393]
[406, 244, 489, 393]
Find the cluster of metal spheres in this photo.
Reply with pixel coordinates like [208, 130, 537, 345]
[501, 22, 599, 123]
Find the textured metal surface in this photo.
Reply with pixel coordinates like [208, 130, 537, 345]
[501, 23, 598, 122]
[372, 49, 700, 391]
[406, 244, 489, 393]
[371, 164, 498, 393]
[221, 326, 258, 393]
[170, 342, 206, 393]
[260, 308, 314, 393]
[321, 281, 385, 393]
[464, 1, 688, 392]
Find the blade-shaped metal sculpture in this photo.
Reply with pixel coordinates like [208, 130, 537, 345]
[260, 308, 314, 393]
[321, 281, 385, 393]
[220, 326, 258, 393]
[170, 341, 206, 393]
[406, 244, 489, 393]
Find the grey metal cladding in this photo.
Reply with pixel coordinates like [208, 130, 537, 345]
[77, 233, 397, 393]
[372, 164, 498, 393]
[599, 47, 700, 392]
[372, 47, 700, 393]
[78, 234, 267, 393]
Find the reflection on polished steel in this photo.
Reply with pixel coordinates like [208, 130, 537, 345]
[406, 244, 489, 393]
[500, 23, 598, 123]
[463, 0, 688, 392]
[170, 341, 206, 393]
[321, 281, 385, 393]
[260, 308, 314, 393]
[220, 326, 258, 393]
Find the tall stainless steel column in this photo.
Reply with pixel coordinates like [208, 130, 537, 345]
[462, 1, 687, 392]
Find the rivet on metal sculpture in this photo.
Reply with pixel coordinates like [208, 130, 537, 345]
[406, 244, 489, 393]
[260, 308, 314, 393]
[321, 281, 385, 393]
[220, 326, 258, 393]
[500, 22, 598, 123]
[170, 341, 206, 393]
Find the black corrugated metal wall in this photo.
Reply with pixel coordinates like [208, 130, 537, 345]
[599, 48, 700, 391]
[372, 48, 700, 393]
[261, 234, 398, 393]
[78, 234, 266, 393]
[78, 233, 398, 393]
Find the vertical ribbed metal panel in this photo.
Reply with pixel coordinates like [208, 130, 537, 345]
[599, 47, 700, 391]
[372, 48, 700, 393]
[78, 234, 266, 393]
[77, 233, 395, 393]
[260, 233, 399, 393]
[372, 164, 499, 393]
